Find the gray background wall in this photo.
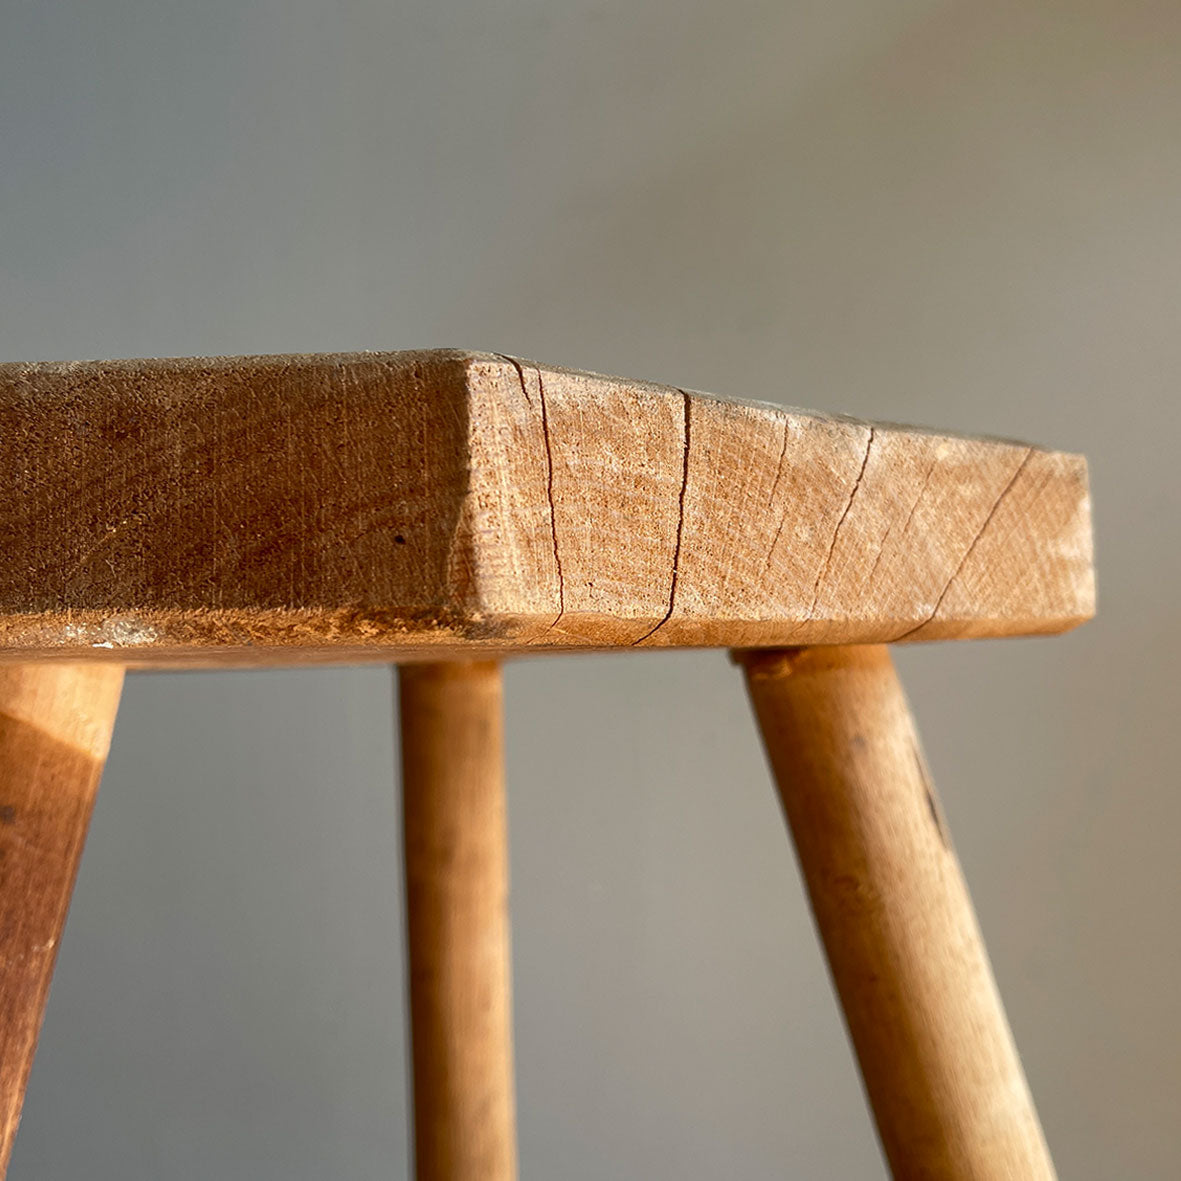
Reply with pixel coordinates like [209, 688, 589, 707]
[2, 1, 1178, 1176]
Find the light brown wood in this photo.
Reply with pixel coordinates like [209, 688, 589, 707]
[0, 663, 123, 1177]
[399, 661, 517, 1181]
[739, 646, 1054, 1180]
[0, 351, 1092, 666]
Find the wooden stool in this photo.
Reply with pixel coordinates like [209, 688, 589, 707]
[0, 350, 1093, 1178]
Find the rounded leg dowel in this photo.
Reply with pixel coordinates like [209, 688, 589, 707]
[738, 646, 1054, 1180]
[398, 661, 517, 1181]
[0, 663, 124, 1176]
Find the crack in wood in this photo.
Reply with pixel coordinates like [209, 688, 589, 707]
[864, 452, 940, 593]
[911, 735, 949, 850]
[761, 415, 794, 577]
[498, 355, 565, 630]
[893, 446, 1034, 641]
[633, 389, 691, 645]
[807, 427, 875, 619]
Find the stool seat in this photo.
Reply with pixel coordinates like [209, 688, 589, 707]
[0, 350, 1092, 666]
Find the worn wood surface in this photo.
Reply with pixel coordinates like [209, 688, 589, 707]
[0, 351, 1092, 665]
[0, 664, 123, 1177]
[399, 662, 517, 1181]
[740, 646, 1055, 1179]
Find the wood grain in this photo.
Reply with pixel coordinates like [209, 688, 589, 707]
[0, 664, 123, 1177]
[739, 646, 1054, 1179]
[0, 351, 1093, 665]
[399, 662, 517, 1181]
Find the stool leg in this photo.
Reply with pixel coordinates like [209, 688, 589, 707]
[0, 663, 123, 1176]
[737, 646, 1054, 1180]
[398, 661, 517, 1181]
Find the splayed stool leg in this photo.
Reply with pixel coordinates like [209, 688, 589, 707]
[0, 664, 124, 1174]
[738, 646, 1055, 1179]
[398, 661, 518, 1181]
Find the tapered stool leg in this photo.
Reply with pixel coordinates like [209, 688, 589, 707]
[398, 661, 517, 1181]
[0, 663, 124, 1176]
[737, 646, 1054, 1180]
